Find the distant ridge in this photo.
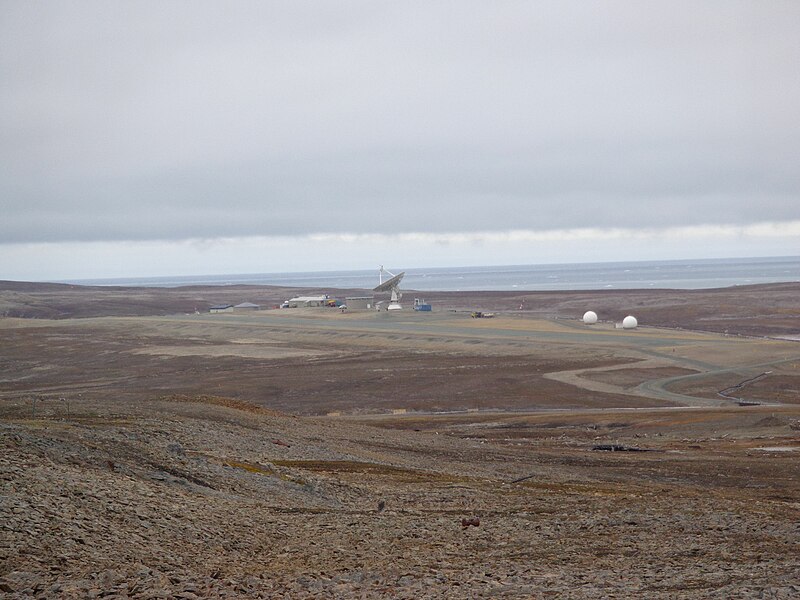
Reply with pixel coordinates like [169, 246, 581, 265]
[0, 280, 97, 292]
[56, 256, 800, 292]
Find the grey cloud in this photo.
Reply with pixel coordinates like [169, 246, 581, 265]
[1, 1, 799, 243]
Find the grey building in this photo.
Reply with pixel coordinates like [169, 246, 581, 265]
[233, 302, 260, 312]
[345, 296, 375, 310]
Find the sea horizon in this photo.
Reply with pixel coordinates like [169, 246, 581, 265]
[55, 255, 800, 293]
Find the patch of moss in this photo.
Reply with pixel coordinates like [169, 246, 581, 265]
[271, 460, 462, 482]
[225, 460, 274, 475]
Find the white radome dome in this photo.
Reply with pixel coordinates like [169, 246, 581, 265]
[582, 311, 598, 324]
[622, 315, 638, 329]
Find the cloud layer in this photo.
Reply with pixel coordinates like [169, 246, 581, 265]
[2, 1, 799, 246]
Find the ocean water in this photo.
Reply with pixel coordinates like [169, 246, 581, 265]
[65, 256, 800, 292]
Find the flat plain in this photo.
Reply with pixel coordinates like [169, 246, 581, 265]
[1, 281, 799, 598]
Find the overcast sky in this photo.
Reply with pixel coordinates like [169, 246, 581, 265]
[1, 1, 799, 280]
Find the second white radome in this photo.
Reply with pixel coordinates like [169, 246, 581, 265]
[622, 315, 638, 329]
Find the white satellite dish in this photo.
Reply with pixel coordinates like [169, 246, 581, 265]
[373, 266, 405, 310]
[582, 311, 598, 324]
[622, 315, 638, 329]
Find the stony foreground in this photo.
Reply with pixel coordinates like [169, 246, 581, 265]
[2, 396, 799, 598]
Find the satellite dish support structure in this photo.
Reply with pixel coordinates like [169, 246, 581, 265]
[374, 266, 405, 310]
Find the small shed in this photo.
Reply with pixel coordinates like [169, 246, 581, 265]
[209, 304, 233, 313]
[413, 298, 432, 311]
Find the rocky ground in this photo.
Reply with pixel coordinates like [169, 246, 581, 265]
[2, 395, 799, 598]
[2, 281, 799, 597]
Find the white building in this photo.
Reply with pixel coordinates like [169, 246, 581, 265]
[285, 295, 328, 308]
